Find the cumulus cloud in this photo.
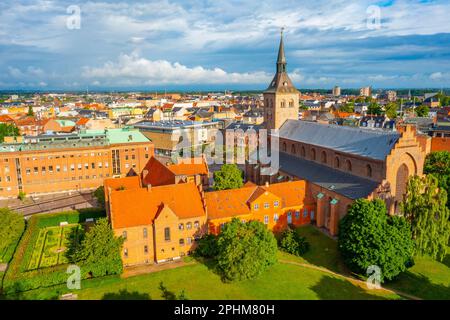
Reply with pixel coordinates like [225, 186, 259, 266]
[82, 52, 273, 85]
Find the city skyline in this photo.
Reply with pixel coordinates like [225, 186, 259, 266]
[1, 0, 450, 90]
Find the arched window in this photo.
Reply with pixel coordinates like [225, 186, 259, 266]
[346, 159, 352, 172]
[291, 144, 296, 155]
[334, 156, 340, 168]
[282, 142, 287, 152]
[311, 148, 316, 161]
[289, 100, 294, 108]
[301, 146, 306, 157]
[366, 164, 372, 178]
[281, 100, 286, 108]
[321, 151, 327, 164]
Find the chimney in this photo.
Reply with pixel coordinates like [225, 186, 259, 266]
[265, 181, 269, 187]
[147, 184, 152, 191]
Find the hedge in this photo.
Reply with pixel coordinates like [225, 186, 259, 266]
[2, 208, 107, 294]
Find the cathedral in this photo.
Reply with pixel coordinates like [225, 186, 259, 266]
[246, 32, 430, 236]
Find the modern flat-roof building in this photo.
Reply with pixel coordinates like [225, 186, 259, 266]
[0, 128, 154, 198]
[133, 120, 220, 159]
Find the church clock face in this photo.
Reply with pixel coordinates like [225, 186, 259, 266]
[283, 82, 288, 86]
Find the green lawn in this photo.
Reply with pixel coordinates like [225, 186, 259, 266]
[28, 224, 81, 270]
[9, 262, 401, 300]
[387, 247, 450, 300]
[279, 225, 348, 274]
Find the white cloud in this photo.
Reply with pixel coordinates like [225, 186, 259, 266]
[430, 72, 443, 80]
[82, 52, 273, 85]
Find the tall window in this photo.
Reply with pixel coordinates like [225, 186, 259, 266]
[321, 151, 327, 164]
[179, 223, 184, 230]
[264, 215, 269, 225]
[283, 142, 287, 152]
[366, 164, 372, 178]
[144, 245, 148, 254]
[186, 222, 192, 230]
[311, 148, 316, 161]
[291, 144, 296, 155]
[334, 156, 340, 168]
[164, 227, 170, 241]
[346, 160, 352, 172]
[301, 146, 306, 157]
[143, 228, 148, 239]
[122, 231, 127, 239]
[194, 221, 200, 229]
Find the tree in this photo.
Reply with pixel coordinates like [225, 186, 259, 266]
[367, 102, 383, 115]
[415, 105, 430, 117]
[195, 234, 219, 258]
[384, 102, 398, 119]
[339, 103, 354, 113]
[279, 228, 310, 256]
[71, 218, 124, 276]
[401, 175, 450, 261]
[0, 208, 25, 254]
[0, 123, 19, 143]
[27, 105, 34, 116]
[93, 186, 105, 208]
[338, 199, 414, 282]
[424, 151, 450, 208]
[216, 218, 278, 281]
[213, 164, 244, 191]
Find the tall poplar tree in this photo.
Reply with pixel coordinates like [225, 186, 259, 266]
[402, 175, 450, 261]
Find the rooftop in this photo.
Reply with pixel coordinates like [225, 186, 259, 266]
[278, 152, 380, 200]
[279, 120, 400, 160]
[0, 128, 150, 153]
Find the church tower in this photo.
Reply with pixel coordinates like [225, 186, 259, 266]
[264, 30, 299, 130]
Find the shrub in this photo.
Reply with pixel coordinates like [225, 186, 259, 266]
[279, 228, 310, 256]
[194, 234, 219, 258]
[18, 191, 26, 201]
[93, 186, 105, 208]
[216, 219, 277, 281]
[2, 209, 107, 294]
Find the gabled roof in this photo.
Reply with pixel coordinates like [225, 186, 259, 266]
[205, 180, 308, 219]
[104, 176, 141, 192]
[279, 120, 400, 160]
[143, 156, 208, 186]
[110, 182, 205, 229]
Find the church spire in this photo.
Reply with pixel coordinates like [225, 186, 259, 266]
[276, 28, 287, 73]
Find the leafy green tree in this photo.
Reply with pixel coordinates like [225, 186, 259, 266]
[415, 105, 430, 117]
[402, 175, 450, 261]
[424, 151, 450, 208]
[217, 218, 277, 281]
[339, 103, 354, 113]
[384, 102, 398, 119]
[213, 164, 244, 191]
[195, 234, 219, 258]
[71, 218, 124, 276]
[27, 105, 34, 116]
[279, 228, 310, 256]
[93, 186, 105, 208]
[338, 199, 414, 282]
[367, 102, 383, 115]
[0, 208, 25, 254]
[0, 123, 19, 143]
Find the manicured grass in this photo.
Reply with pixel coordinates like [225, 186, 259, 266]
[9, 262, 401, 300]
[279, 225, 348, 274]
[28, 225, 81, 270]
[387, 247, 450, 300]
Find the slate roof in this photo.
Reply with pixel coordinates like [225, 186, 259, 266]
[278, 152, 380, 200]
[279, 120, 400, 160]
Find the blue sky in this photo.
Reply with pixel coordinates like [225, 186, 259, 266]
[1, 0, 449, 90]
